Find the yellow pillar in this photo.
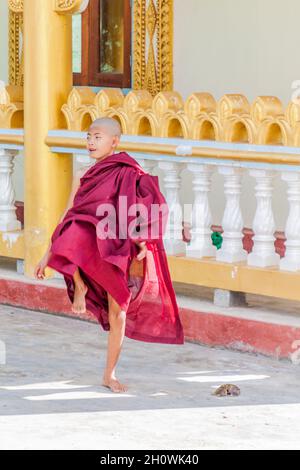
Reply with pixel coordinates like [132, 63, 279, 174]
[21, 0, 86, 277]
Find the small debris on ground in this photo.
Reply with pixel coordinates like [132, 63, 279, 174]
[213, 384, 241, 397]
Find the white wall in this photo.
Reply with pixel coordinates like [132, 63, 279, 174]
[0, 0, 8, 84]
[174, 0, 300, 105]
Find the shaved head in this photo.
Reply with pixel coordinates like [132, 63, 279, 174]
[89, 117, 122, 138]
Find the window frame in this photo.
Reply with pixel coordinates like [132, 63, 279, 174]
[73, 0, 132, 88]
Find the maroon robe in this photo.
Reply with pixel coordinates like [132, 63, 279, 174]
[47, 152, 184, 344]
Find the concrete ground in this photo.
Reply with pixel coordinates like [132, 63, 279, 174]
[1, 304, 300, 450]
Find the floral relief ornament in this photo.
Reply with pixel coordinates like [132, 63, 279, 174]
[8, 0, 23, 13]
[54, 0, 90, 14]
[8, 0, 89, 14]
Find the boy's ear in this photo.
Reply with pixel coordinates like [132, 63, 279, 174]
[113, 135, 120, 148]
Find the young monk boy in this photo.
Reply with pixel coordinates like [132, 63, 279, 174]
[34, 117, 184, 393]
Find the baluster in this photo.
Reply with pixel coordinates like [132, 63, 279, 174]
[280, 171, 300, 271]
[216, 166, 247, 262]
[158, 161, 185, 255]
[247, 169, 279, 267]
[74, 153, 93, 175]
[0, 149, 21, 231]
[186, 163, 216, 258]
[135, 158, 157, 174]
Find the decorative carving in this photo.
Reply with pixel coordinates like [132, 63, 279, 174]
[8, 0, 89, 14]
[157, 0, 173, 91]
[8, 8, 23, 86]
[133, 0, 173, 95]
[8, 0, 23, 13]
[0, 85, 23, 128]
[61, 87, 299, 146]
[54, 0, 89, 14]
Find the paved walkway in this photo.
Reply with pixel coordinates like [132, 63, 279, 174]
[1, 304, 300, 450]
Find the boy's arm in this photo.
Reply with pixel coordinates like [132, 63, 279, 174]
[59, 168, 87, 222]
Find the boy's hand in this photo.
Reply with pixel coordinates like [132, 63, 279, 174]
[135, 241, 147, 261]
[34, 252, 50, 280]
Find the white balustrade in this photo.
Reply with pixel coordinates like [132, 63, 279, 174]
[247, 169, 280, 267]
[0, 149, 21, 232]
[186, 163, 216, 258]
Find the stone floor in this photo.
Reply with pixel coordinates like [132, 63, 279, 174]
[1, 303, 300, 450]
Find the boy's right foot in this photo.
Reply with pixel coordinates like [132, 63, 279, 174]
[102, 374, 128, 393]
[72, 283, 88, 314]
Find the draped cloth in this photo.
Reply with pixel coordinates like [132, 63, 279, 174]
[47, 152, 184, 344]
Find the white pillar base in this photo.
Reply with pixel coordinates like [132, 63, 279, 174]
[280, 258, 300, 271]
[186, 236, 217, 258]
[0, 219, 21, 232]
[248, 250, 280, 268]
[217, 249, 247, 263]
[164, 238, 186, 255]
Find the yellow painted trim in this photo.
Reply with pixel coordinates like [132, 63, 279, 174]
[0, 134, 24, 146]
[1, 238, 300, 304]
[168, 256, 300, 302]
[45, 135, 300, 165]
[0, 231, 24, 259]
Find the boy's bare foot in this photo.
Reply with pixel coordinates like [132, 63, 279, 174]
[72, 283, 88, 314]
[102, 374, 128, 393]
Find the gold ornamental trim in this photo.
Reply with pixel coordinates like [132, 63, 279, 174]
[133, 0, 173, 95]
[54, 0, 89, 14]
[8, 0, 23, 13]
[8, 8, 23, 86]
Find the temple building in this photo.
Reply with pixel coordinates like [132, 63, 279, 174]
[1, 0, 300, 357]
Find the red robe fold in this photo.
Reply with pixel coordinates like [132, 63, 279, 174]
[47, 151, 184, 345]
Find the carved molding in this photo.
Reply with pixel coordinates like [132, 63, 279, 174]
[0, 85, 24, 128]
[61, 87, 300, 147]
[54, 0, 90, 15]
[8, 0, 89, 14]
[8, 9, 23, 86]
[8, 0, 23, 13]
[133, 0, 173, 95]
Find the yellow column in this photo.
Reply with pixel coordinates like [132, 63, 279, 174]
[22, 0, 73, 277]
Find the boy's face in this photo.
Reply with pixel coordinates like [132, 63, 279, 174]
[86, 126, 120, 161]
